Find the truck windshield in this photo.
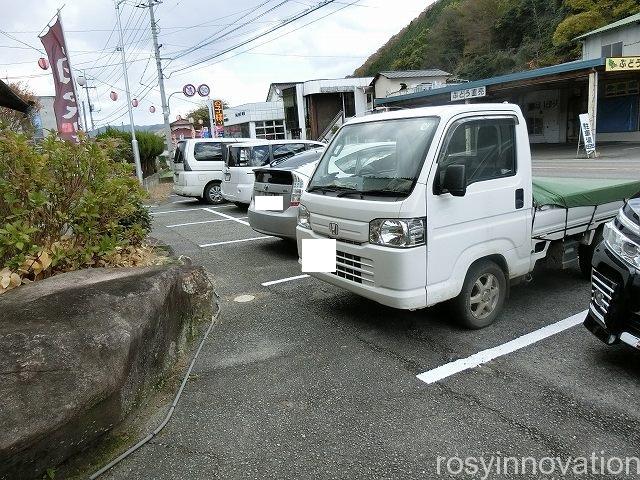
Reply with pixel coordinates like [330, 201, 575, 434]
[308, 116, 439, 197]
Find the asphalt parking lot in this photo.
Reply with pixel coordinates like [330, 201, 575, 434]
[102, 177, 640, 479]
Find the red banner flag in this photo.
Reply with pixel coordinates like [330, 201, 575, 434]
[39, 17, 80, 142]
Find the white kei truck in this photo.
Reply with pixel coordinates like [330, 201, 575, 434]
[296, 104, 640, 328]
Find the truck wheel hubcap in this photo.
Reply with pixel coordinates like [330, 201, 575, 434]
[209, 185, 223, 203]
[470, 273, 500, 320]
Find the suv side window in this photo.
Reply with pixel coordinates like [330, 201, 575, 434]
[438, 117, 517, 186]
[194, 142, 222, 161]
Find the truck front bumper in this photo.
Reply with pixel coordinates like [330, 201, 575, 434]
[584, 243, 640, 350]
[296, 226, 427, 310]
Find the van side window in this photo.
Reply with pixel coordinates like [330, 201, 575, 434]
[194, 142, 222, 161]
[438, 117, 517, 186]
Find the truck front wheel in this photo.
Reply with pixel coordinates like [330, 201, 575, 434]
[454, 260, 507, 329]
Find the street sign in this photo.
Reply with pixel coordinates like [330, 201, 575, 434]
[197, 84, 210, 97]
[213, 99, 224, 126]
[182, 84, 196, 97]
[606, 57, 640, 71]
[451, 86, 486, 102]
[578, 113, 596, 156]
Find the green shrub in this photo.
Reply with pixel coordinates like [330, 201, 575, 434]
[97, 127, 165, 177]
[0, 129, 151, 291]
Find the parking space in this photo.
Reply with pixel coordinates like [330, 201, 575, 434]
[107, 197, 640, 479]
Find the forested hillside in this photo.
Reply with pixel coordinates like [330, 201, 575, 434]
[354, 0, 640, 80]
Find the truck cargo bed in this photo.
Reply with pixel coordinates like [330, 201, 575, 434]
[531, 177, 640, 241]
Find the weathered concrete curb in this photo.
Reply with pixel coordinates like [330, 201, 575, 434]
[0, 265, 214, 480]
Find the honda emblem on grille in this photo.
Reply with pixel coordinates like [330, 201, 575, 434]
[329, 222, 339, 236]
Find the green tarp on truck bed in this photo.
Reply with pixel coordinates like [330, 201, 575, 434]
[533, 177, 640, 209]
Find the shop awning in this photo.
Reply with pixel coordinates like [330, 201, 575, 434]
[0, 79, 30, 113]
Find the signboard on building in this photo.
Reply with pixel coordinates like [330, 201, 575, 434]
[578, 113, 596, 156]
[451, 86, 486, 102]
[606, 57, 640, 71]
[320, 86, 355, 93]
[213, 99, 224, 126]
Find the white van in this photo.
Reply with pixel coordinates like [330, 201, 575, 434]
[297, 104, 640, 328]
[172, 138, 254, 204]
[222, 140, 325, 205]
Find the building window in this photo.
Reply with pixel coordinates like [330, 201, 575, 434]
[255, 120, 285, 140]
[602, 42, 623, 58]
[605, 80, 639, 97]
[527, 117, 544, 136]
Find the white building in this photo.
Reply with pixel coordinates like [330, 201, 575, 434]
[370, 69, 452, 100]
[577, 13, 640, 60]
[36, 96, 57, 134]
[223, 101, 285, 139]
[277, 77, 373, 141]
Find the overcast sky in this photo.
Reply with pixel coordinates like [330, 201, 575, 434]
[2, 0, 432, 127]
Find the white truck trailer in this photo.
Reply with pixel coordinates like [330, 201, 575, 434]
[295, 104, 640, 328]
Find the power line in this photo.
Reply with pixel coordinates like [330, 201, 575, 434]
[167, 0, 358, 77]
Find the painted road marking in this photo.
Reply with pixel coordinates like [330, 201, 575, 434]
[200, 237, 271, 248]
[261, 274, 310, 286]
[202, 207, 251, 226]
[151, 208, 205, 215]
[416, 310, 587, 385]
[167, 217, 248, 228]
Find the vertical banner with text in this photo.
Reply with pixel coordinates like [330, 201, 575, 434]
[213, 99, 225, 137]
[40, 17, 80, 142]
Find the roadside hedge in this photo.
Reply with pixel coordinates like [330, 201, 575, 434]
[0, 129, 152, 292]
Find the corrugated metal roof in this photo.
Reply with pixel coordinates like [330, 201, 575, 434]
[376, 58, 606, 106]
[574, 13, 640, 41]
[378, 69, 450, 79]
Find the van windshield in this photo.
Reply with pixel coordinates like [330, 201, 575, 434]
[308, 116, 440, 197]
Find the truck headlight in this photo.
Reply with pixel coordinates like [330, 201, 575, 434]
[297, 204, 311, 229]
[369, 218, 426, 248]
[604, 221, 640, 269]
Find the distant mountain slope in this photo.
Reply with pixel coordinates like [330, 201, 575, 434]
[355, 0, 640, 81]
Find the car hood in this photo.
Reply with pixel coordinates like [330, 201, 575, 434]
[627, 197, 640, 225]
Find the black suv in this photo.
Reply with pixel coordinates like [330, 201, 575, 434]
[584, 196, 640, 350]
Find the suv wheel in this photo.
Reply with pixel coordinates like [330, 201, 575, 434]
[203, 182, 224, 205]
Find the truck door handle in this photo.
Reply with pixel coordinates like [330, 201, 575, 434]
[515, 188, 524, 209]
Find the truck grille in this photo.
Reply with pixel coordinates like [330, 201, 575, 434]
[333, 251, 374, 285]
[590, 268, 617, 324]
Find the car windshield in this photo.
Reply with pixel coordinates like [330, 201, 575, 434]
[269, 149, 323, 170]
[308, 116, 440, 197]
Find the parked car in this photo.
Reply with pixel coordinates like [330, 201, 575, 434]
[222, 140, 325, 205]
[172, 138, 254, 204]
[296, 103, 640, 328]
[584, 195, 640, 350]
[248, 148, 324, 240]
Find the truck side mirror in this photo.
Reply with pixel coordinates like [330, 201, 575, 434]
[441, 164, 467, 197]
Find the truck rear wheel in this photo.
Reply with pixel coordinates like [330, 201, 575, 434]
[579, 228, 603, 279]
[454, 260, 506, 329]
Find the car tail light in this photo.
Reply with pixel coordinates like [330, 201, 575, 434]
[290, 173, 304, 207]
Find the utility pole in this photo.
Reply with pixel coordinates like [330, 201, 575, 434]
[115, 0, 144, 185]
[146, 0, 174, 162]
[77, 73, 96, 135]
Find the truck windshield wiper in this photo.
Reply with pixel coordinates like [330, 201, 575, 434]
[308, 185, 357, 195]
[360, 189, 407, 197]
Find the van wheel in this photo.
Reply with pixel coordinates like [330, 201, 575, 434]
[454, 260, 506, 329]
[579, 228, 603, 279]
[203, 182, 224, 205]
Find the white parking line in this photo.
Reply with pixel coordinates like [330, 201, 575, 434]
[167, 217, 248, 228]
[151, 208, 205, 215]
[261, 274, 310, 286]
[202, 207, 251, 226]
[200, 237, 271, 248]
[416, 310, 587, 385]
